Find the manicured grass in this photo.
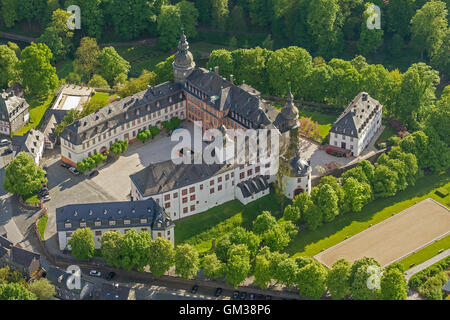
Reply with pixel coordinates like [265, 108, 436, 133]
[285, 171, 450, 258]
[397, 235, 450, 271]
[115, 46, 169, 78]
[89, 92, 116, 105]
[298, 110, 338, 142]
[376, 122, 397, 143]
[37, 214, 48, 241]
[24, 194, 40, 205]
[175, 194, 284, 250]
[13, 95, 53, 136]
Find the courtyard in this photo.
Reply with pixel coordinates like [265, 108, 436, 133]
[313, 198, 450, 268]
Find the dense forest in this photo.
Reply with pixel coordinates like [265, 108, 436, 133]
[0, 0, 449, 78]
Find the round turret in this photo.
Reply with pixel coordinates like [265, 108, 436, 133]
[173, 32, 196, 83]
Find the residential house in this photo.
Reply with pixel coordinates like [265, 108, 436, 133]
[329, 92, 383, 156]
[56, 198, 174, 250]
[12, 129, 45, 164]
[0, 87, 30, 135]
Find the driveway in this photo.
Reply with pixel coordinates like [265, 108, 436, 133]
[89, 121, 202, 201]
[43, 121, 201, 240]
[297, 137, 353, 176]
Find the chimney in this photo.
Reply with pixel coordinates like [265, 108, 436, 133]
[214, 66, 219, 75]
[230, 74, 234, 84]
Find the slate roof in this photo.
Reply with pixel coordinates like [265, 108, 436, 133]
[61, 81, 184, 145]
[237, 175, 269, 198]
[0, 89, 29, 122]
[56, 198, 172, 232]
[130, 159, 231, 197]
[10, 246, 40, 268]
[46, 266, 94, 300]
[12, 129, 45, 159]
[0, 246, 7, 258]
[330, 92, 382, 138]
[443, 280, 450, 293]
[288, 157, 312, 177]
[0, 226, 6, 238]
[185, 68, 276, 129]
[0, 234, 13, 249]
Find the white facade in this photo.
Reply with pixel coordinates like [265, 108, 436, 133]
[282, 174, 312, 200]
[329, 93, 383, 157]
[60, 100, 186, 165]
[131, 162, 277, 221]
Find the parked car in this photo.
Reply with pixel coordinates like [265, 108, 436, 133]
[0, 139, 10, 146]
[249, 293, 256, 300]
[89, 270, 101, 277]
[232, 291, 240, 300]
[191, 285, 199, 294]
[239, 292, 247, 300]
[105, 272, 116, 280]
[69, 167, 81, 175]
[60, 163, 70, 169]
[89, 170, 99, 178]
[214, 288, 222, 297]
[3, 148, 13, 155]
[42, 195, 51, 202]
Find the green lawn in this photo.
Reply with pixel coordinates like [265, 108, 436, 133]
[89, 92, 115, 105]
[298, 110, 338, 142]
[175, 194, 284, 251]
[376, 122, 398, 143]
[37, 214, 48, 241]
[24, 194, 39, 205]
[285, 171, 450, 258]
[397, 235, 450, 271]
[114, 46, 169, 78]
[13, 95, 53, 136]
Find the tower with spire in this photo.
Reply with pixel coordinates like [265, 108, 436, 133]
[172, 31, 196, 83]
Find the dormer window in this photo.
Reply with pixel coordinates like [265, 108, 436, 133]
[156, 101, 160, 108]
[64, 221, 72, 228]
[94, 220, 101, 227]
[109, 219, 116, 226]
[124, 219, 131, 225]
[140, 218, 147, 224]
[147, 105, 150, 111]
[80, 221, 87, 228]
[169, 97, 172, 103]
[125, 113, 129, 120]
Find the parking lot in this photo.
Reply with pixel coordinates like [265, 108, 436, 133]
[42, 122, 200, 241]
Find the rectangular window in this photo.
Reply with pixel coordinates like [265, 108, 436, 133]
[66, 232, 72, 237]
[164, 194, 170, 201]
[95, 231, 102, 236]
[141, 228, 148, 232]
[183, 207, 188, 214]
[240, 172, 245, 179]
[210, 188, 214, 194]
[218, 176, 222, 183]
[182, 197, 188, 204]
[225, 174, 229, 181]
[200, 184, 203, 190]
[189, 186, 195, 193]
[255, 166, 260, 174]
[210, 180, 214, 186]
[165, 203, 171, 209]
[190, 195, 195, 201]
[218, 185, 222, 191]
[173, 192, 178, 198]
[190, 205, 195, 212]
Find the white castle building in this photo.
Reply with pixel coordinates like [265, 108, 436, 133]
[329, 92, 383, 156]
